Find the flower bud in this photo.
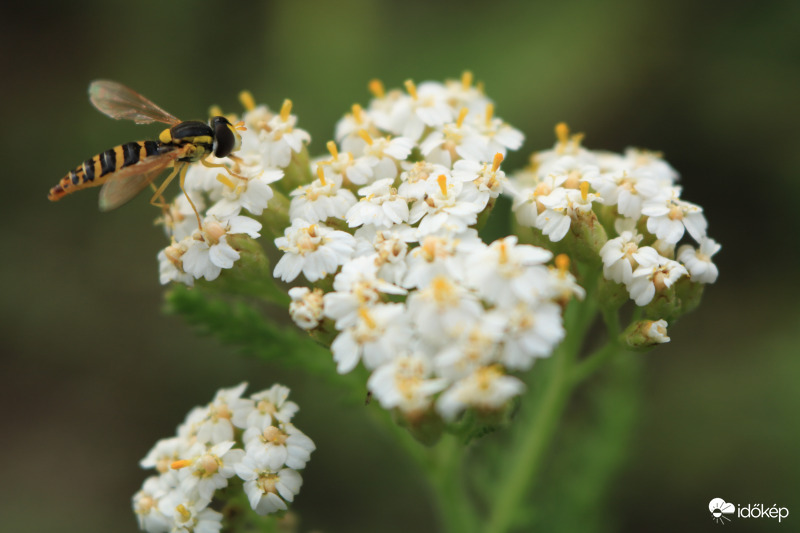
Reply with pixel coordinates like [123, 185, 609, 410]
[621, 319, 670, 350]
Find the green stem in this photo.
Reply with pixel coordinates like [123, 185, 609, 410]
[571, 340, 619, 386]
[429, 434, 479, 533]
[484, 336, 576, 533]
[485, 273, 600, 533]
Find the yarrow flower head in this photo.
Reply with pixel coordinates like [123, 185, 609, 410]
[133, 383, 314, 532]
[148, 74, 718, 450]
[509, 122, 719, 309]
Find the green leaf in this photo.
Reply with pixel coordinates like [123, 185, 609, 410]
[164, 285, 366, 403]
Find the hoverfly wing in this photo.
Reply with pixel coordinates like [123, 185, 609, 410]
[98, 149, 184, 211]
[89, 80, 182, 126]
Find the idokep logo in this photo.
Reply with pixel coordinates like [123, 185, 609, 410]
[709, 497, 790, 525]
[709, 498, 735, 524]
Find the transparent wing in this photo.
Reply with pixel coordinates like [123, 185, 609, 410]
[89, 80, 181, 126]
[98, 149, 185, 211]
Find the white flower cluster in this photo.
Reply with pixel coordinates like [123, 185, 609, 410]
[132, 383, 315, 532]
[157, 97, 309, 286]
[510, 124, 720, 306]
[277, 75, 582, 421]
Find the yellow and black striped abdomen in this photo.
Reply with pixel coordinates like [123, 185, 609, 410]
[48, 140, 162, 202]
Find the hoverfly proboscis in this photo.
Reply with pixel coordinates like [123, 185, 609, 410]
[48, 80, 245, 226]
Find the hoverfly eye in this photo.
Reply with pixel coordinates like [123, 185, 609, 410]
[211, 117, 237, 158]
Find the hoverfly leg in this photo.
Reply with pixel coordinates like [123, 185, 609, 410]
[201, 157, 247, 181]
[150, 164, 181, 208]
[177, 163, 202, 230]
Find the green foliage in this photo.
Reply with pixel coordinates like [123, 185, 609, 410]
[164, 285, 367, 404]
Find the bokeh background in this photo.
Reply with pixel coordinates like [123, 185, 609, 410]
[2, 1, 798, 532]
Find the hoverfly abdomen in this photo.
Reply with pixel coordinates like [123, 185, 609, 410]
[48, 140, 170, 202]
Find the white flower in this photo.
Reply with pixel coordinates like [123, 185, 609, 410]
[232, 384, 300, 430]
[158, 240, 195, 287]
[509, 172, 569, 228]
[436, 366, 525, 421]
[243, 100, 310, 169]
[403, 231, 483, 289]
[642, 187, 707, 244]
[181, 383, 248, 445]
[346, 178, 410, 228]
[235, 457, 303, 516]
[133, 476, 171, 533]
[368, 353, 449, 414]
[497, 302, 565, 370]
[408, 173, 488, 235]
[160, 192, 206, 241]
[288, 287, 325, 329]
[357, 227, 412, 286]
[181, 216, 262, 282]
[140, 437, 191, 475]
[407, 276, 484, 349]
[535, 184, 598, 242]
[434, 316, 505, 381]
[677, 237, 721, 284]
[330, 303, 411, 373]
[627, 247, 689, 306]
[397, 161, 452, 201]
[159, 491, 222, 533]
[451, 154, 508, 199]
[242, 423, 316, 471]
[273, 219, 356, 282]
[175, 441, 244, 502]
[419, 121, 489, 167]
[600, 228, 644, 285]
[383, 80, 455, 141]
[323, 255, 407, 328]
[463, 236, 553, 306]
[466, 106, 525, 159]
[206, 164, 283, 218]
[344, 133, 413, 185]
[590, 168, 654, 219]
[289, 170, 356, 223]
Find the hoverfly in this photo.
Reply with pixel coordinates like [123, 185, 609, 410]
[48, 80, 243, 224]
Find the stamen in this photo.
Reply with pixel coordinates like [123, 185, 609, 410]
[492, 152, 504, 173]
[358, 129, 374, 146]
[326, 140, 339, 159]
[368, 79, 385, 99]
[216, 173, 236, 190]
[208, 105, 223, 117]
[234, 120, 247, 131]
[437, 174, 448, 196]
[555, 122, 569, 144]
[485, 103, 494, 126]
[171, 459, 192, 470]
[476, 80, 485, 94]
[316, 165, 327, 186]
[461, 70, 473, 89]
[404, 79, 418, 100]
[352, 103, 365, 123]
[176, 504, 191, 522]
[456, 107, 468, 128]
[580, 181, 589, 201]
[280, 99, 293, 122]
[498, 241, 508, 264]
[239, 90, 256, 111]
[572, 132, 585, 147]
[358, 306, 376, 329]
[555, 253, 570, 273]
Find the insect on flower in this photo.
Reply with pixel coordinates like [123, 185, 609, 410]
[48, 80, 246, 226]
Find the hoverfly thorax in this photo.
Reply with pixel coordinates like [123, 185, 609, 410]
[210, 116, 241, 158]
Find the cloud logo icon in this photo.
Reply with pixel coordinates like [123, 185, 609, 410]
[709, 498, 735, 524]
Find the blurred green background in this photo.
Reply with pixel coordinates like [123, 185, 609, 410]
[2, 1, 798, 532]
